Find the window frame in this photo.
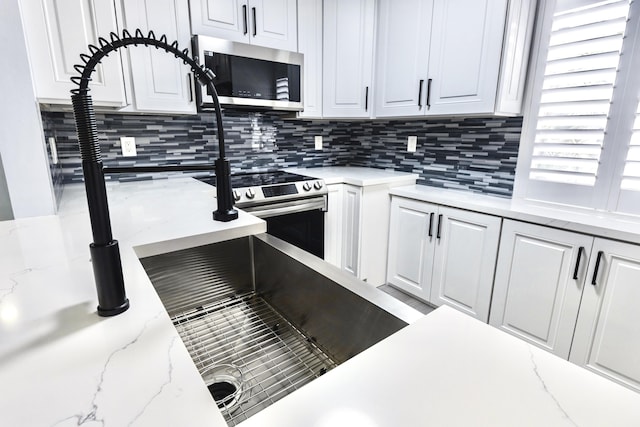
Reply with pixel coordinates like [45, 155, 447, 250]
[513, 0, 640, 216]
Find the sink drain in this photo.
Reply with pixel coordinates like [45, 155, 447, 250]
[203, 364, 244, 412]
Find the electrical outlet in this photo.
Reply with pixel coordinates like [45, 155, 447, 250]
[120, 137, 137, 157]
[314, 135, 323, 150]
[407, 135, 417, 152]
[48, 137, 59, 164]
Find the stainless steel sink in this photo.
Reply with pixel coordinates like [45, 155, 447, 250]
[140, 233, 419, 425]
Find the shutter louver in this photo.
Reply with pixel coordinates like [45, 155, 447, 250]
[621, 103, 640, 191]
[529, 0, 630, 186]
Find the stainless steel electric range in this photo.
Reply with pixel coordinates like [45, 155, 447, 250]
[197, 170, 327, 258]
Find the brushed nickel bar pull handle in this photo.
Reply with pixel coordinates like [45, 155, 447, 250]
[572, 246, 584, 280]
[591, 251, 604, 286]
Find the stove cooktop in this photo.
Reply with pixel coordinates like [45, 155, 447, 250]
[196, 170, 315, 188]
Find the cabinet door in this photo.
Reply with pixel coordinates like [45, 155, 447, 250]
[430, 207, 501, 322]
[189, 0, 250, 43]
[249, 0, 297, 51]
[20, 0, 126, 106]
[297, 0, 323, 118]
[386, 197, 436, 301]
[570, 239, 640, 392]
[322, 0, 375, 118]
[374, 0, 433, 117]
[490, 220, 593, 359]
[341, 185, 362, 277]
[426, 0, 507, 115]
[123, 0, 196, 113]
[324, 184, 343, 267]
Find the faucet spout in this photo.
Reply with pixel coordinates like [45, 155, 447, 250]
[70, 30, 238, 316]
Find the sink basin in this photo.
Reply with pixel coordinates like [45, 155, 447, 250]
[140, 233, 419, 425]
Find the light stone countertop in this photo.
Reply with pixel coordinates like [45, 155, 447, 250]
[391, 185, 640, 244]
[0, 177, 265, 427]
[3, 173, 640, 427]
[240, 305, 640, 427]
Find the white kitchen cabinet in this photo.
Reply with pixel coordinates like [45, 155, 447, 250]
[297, 0, 323, 118]
[386, 198, 436, 300]
[122, 0, 196, 113]
[426, 0, 508, 115]
[19, 0, 127, 107]
[430, 206, 501, 321]
[490, 220, 594, 359]
[373, 0, 433, 117]
[386, 197, 501, 321]
[374, 0, 532, 117]
[570, 238, 640, 392]
[322, 0, 375, 118]
[190, 0, 298, 51]
[324, 183, 343, 267]
[341, 184, 362, 277]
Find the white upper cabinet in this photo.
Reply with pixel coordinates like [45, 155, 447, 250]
[322, 0, 375, 118]
[190, 0, 298, 51]
[374, 0, 433, 117]
[374, 0, 533, 118]
[19, 0, 127, 107]
[570, 238, 640, 393]
[297, 0, 323, 118]
[427, 0, 507, 115]
[122, 0, 195, 113]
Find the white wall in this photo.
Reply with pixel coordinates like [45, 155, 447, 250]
[0, 0, 56, 218]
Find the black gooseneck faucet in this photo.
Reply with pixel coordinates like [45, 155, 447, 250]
[70, 30, 238, 317]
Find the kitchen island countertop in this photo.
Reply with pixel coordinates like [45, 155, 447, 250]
[3, 174, 640, 426]
[0, 178, 264, 427]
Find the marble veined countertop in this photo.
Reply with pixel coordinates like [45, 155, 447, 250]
[2, 174, 640, 427]
[241, 306, 640, 427]
[0, 178, 265, 427]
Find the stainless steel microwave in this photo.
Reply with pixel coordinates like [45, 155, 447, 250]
[193, 35, 303, 111]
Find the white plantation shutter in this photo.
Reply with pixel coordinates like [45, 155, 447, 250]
[621, 102, 640, 191]
[529, 0, 630, 187]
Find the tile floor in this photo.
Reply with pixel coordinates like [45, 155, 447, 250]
[378, 284, 435, 315]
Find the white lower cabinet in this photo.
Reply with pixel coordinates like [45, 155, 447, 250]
[341, 184, 362, 277]
[570, 238, 640, 392]
[324, 184, 343, 267]
[490, 220, 594, 358]
[386, 197, 501, 321]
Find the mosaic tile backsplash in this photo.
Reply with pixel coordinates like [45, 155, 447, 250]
[41, 110, 522, 197]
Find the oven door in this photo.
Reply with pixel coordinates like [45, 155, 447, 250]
[241, 196, 326, 258]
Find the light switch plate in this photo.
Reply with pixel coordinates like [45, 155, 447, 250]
[314, 135, 323, 150]
[407, 135, 417, 152]
[121, 137, 137, 157]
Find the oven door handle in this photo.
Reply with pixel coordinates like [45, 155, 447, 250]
[241, 197, 327, 218]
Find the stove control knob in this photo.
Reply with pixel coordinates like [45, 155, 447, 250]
[245, 188, 256, 199]
[313, 181, 323, 190]
[302, 182, 312, 192]
[232, 190, 241, 202]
